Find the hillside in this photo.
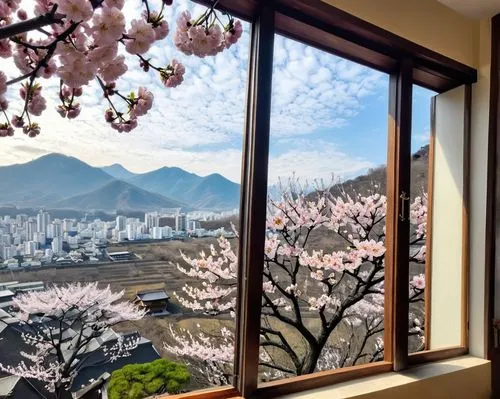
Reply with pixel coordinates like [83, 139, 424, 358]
[53, 180, 186, 212]
[0, 154, 114, 207]
[331, 145, 430, 197]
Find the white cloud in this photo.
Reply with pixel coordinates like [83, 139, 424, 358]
[268, 140, 374, 184]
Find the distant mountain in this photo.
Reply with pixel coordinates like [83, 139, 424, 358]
[0, 154, 114, 207]
[129, 167, 240, 210]
[0, 153, 239, 211]
[53, 180, 186, 212]
[100, 164, 137, 180]
[187, 173, 240, 210]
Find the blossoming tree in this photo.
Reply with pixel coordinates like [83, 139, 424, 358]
[0, 0, 243, 136]
[165, 183, 427, 383]
[0, 282, 146, 398]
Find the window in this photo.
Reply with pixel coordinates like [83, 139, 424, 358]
[0, 1, 476, 398]
[258, 33, 389, 383]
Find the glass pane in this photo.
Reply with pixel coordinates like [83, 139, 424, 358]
[408, 85, 435, 353]
[0, 0, 248, 395]
[259, 34, 389, 383]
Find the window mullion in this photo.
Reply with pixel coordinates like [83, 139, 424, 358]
[386, 58, 413, 371]
[234, 2, 275, 397]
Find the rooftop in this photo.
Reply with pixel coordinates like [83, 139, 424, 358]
[0, 290, 14, 299]
[136, 290, 170, 302]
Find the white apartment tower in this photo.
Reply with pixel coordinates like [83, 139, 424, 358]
[116, 216, 126, 231]
[51, 236, 63, 254]
[36, 210, 50, 235]
[27, 219, 37, 241]
[24, 241, 37, 256]
[175, 214, 187, 232]
[47, 222, 62, 239]
[126, 224, 136, 241]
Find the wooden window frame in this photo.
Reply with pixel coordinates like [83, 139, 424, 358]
[486, 12, 500, 397]
[170, 1, 477, 398]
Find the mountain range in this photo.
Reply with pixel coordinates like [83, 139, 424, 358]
[0, 154, 240, 212]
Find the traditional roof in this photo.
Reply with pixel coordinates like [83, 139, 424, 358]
[0, 290, 14, 300]
[135, 290, 170, 302]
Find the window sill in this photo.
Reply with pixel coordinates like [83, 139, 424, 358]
[271, 356, 490, 399]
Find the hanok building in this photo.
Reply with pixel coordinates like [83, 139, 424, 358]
[134, 289, 170, 316]
[107, 251, 135, 262]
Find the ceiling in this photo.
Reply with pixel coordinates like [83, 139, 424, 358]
[437, 0, 500, 19]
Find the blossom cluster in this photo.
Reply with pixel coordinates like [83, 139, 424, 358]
[175, 10, 243, 57]
[410, 194, 428, 239]
[0, 0, 243, 136]
[13, 282, 145, 325]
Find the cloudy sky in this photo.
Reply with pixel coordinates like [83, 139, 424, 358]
[0, 0, 434, 184]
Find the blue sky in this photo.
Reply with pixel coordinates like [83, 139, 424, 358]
[0, 0, 434, 184]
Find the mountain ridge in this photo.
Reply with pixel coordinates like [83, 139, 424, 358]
[0, 153, 239, 211]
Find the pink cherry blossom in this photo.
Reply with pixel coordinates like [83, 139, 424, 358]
[131, 87, 153, 117]
[33, 0, 51, 16]
[16, 9, 27, 20]
[154, 20, 169, 40]
[0, 124, 14, 137]
[125, 19, 156, 55]
[67, 103, 81, 119]
[99, 55, 128, 83]
[88, 44, 118, 67]
[23, 123, 40, 137]
[11, 115, 24, 127]
[58, 56, 97, 88]
[92, 6, 126, 45]
[0, 39, 11, 58]
[111, 117, 138, 133]
[411, 274, 426, 290]
[161, 59, 185, 88]
[57, 0, 94, 22]
[27, 94, 46, 116]
[225, 20, 243, 48]
[104, 0, 125, 10]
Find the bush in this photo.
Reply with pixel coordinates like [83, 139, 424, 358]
[107, 359, 190, 399]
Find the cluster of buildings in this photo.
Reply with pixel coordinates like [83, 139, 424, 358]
[0, 209, 236, 269]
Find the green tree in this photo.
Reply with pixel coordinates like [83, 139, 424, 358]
[108, 359, 190, 399]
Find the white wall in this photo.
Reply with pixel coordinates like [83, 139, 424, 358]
[430, 86, 465, 348]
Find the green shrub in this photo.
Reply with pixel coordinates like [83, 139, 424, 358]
[107, 359, 190, 399]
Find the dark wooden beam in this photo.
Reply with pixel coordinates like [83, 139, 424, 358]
[486, 11, 500, 374]
[387, 59, 413, 371]
[233, 2, 275, 397]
